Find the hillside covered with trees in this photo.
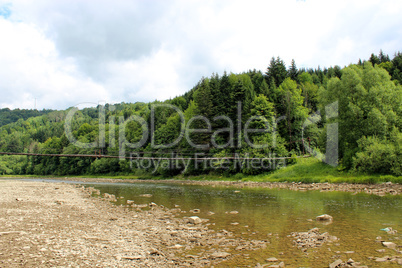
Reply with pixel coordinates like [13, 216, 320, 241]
[0, 51, 401, 177]
[0, 108, 54, 127]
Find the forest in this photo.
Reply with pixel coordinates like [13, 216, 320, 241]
[0, 50, 401, 177]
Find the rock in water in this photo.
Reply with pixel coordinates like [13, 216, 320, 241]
[329, 259, 343, 268]
[211, 252, 230, 258]
[381, 241, 396, 249]
[316, 214, 333, 221]
[187, 216, 202, 224]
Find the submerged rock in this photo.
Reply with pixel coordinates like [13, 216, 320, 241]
[291, 228, 337, 251]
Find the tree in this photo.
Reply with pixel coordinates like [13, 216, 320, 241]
[265, 56, 287, 88]
[299, 72, 319, 111]
[276, 78, 309, 148]
[391, 51, 402, 84]
[320, 62, 402, 170]
[379, 49, 390, 63]
[193, 78, 213, 118]
[369, 53, 380, 66]
[288, 59, 298, 81]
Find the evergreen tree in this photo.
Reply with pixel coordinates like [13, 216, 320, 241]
[369, 53, 380, 66]
[288, 59, 298, 81]
[265, 56, 287, 88]
[379, 49, 390, 63]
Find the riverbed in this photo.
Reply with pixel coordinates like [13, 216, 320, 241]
[0, 179, 401, 267]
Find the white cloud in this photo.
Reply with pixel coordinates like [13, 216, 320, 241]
[0, 16, 109, 109]
[1, 0, 402, 109]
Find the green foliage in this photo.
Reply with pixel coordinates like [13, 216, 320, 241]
[1, 50, 401, 179]
[0, 108, 54, 127]
[353, 130, 401, 176]
[320, 62, 402, 173]
[266, 56, 287, 88]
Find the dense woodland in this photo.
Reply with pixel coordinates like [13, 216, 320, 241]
[0, 51, 401, 177]
[0, 108, 54, 127]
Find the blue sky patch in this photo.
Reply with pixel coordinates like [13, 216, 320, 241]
[0, 4, 12, 19]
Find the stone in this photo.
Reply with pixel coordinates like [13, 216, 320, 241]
[191, 209, 200, 213]
[382, 241, 396, 249]
[329, 259, 343, 268]
[187, 216, 202, 224]
[316, 214, 333, 221]
[266, 257, 279, 262]
[309, 228, 320, 234]
[149, 202, 158, 207]
[169, 244, 183, 249]
[126, 200, 134, 205]
[375, 257, 388, 262]
[211, 252, 230, 258]
[140, 194, 152, 197]
[122, 255, 143, 260]
[230, 211, 239, 214]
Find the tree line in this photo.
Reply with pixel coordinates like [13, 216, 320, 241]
[0, 50, 401, 176]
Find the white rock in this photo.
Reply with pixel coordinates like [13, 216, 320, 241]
[316, 214, 333, 221]
[382, 241, 396, 249]
[187, 216, 202, 224]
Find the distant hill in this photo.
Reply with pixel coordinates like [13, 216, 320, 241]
[0, 108, 55, 127]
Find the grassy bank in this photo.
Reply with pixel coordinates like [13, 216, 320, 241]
[170, 157, 401, 184]
[2, 157, 401, 184]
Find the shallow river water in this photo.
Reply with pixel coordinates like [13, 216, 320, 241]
[80, 181, 401, 267]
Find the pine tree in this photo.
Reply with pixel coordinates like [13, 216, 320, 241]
[379, 49, 390, 63]
[369, 53, 380, 66]
[265, 56, 287, 88]
[288, 59, 298, 81]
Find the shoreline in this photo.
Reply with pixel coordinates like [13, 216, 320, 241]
[1, 179, 401, 267]
[0, 180, 269, 267]
[3, 176, 401, 196]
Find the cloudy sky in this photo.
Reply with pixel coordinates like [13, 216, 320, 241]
[1, 0, 401, 110]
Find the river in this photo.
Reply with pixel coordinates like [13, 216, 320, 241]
[80, 181, 401, 267]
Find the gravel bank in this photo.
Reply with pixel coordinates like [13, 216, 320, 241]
[0, 180, 267, 267]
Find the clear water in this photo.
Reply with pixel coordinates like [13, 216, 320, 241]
[84, 182, 402, 267]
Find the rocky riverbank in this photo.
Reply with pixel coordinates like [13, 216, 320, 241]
[14, 177, 401, 196]
[0, 180, 268, 267]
